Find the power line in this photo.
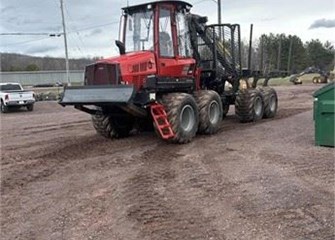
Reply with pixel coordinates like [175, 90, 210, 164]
[64, 3, 87, 54]
[3, 36, 58, 47]
[192, 0, 217, 5]
[67, 21, 119, 34]
[1, 21, 119, 38]
[191, 0, 221, 24]
[1, 16, 119, 48]
[0, 33, 61, 36]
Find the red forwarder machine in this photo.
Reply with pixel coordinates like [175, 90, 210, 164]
[59, 0, 278, 143]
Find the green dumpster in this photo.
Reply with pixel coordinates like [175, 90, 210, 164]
[313, 82, 335, 147]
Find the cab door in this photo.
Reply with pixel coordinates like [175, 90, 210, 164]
[156, 5, 195, 78]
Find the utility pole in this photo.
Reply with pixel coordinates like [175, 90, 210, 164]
[60, 0, 70, 86]
[218, 0, 221, 24]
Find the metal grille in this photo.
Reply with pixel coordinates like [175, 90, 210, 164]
[85, 63, 119, 85]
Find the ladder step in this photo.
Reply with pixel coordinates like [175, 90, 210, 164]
[150, 103, 175, 140]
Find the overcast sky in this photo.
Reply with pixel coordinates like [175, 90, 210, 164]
[1, 0, 334, 58]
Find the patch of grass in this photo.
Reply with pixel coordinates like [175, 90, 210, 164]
[23, 87, 63, 101]
[255, 73, 322, 86]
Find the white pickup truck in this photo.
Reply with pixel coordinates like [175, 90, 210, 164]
[0, 83, 36, 113]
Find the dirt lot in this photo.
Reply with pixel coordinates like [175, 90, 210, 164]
[1, 84, 334, 240]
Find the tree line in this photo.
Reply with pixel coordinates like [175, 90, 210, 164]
[0, 53, 101, 72]
[1, 34, 334, 74]
[242, 34, 334, 74]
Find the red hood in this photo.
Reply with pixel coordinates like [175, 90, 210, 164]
[98, 51, 155, 65]
[97, 51, 157, 89]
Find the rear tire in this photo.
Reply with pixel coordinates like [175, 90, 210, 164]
[260, 87, 278, 118]
[195, 90, 223, 134]
[92, 109, 133, 139]
[312, 77, 318, 84]
[1, 101, 8, 113]
[235, 89, 264, 123]
[161, 93, 199, 143]
[27, 104, 34, 111]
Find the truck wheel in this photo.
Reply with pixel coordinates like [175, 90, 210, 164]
[260, 87, 278, 118]
[1, 101, 8, 113]
[312, 77, 318, 84]
[161, 93, 199, 143]
[235, 89, 264, 123]
[92, 110, 133, 139]
[195, 90, 223, 134]
[27, 104, 34, 111]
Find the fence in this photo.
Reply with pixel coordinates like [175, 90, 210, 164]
[0, 70, 85, 86]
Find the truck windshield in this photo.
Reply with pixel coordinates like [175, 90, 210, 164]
[0, 84, 22, 91]
[125, 9, 154, 52]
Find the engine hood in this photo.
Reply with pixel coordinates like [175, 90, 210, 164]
[99, 51, 156, 66]
[97, 51, 157, 88]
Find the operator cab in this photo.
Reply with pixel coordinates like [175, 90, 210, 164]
[119, 1, 193, 59]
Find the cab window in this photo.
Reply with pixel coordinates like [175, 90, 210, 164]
[159, 8, 174, 57]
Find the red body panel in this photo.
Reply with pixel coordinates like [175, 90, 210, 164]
[158, 58, 195, 77]
[99, 51, 157, 90]
[98, 51, 198, 90]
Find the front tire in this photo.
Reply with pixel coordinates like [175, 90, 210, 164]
[312, 77, 318, 84]
[235, 89, 264, 123]
[27, 104, 34, 111]
[195, 90, 223, 134]
[92, 109, 133, 139]
[1, 101, 8, 113]
[161, 93, 199, 144]
[260, 87, 278, 118]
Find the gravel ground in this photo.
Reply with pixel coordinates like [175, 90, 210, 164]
[1, 84, 334, 240]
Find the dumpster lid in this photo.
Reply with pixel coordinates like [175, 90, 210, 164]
[313, 82, 335, 97]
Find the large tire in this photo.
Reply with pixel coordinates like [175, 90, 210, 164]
[194, 90, 223, 134]
[161, 93, 199, 144]
[27, 104, 34, 112]
[235, 89, 264, 123]
[1, 101, 8, 113]
[92, 110, 133, 139]
[312, 77, 318, 84]
[260, 87, 278, 118]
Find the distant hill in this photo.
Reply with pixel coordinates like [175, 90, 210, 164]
[0, 53, 100, 72]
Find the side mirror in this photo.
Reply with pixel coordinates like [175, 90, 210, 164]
[115, 40, 125, 55]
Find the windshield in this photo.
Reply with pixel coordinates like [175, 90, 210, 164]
[125, 9, 154, 52]
[0, 84, 22, 91]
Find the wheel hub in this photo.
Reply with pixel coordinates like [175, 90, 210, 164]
[269, 95, 276, 112]
[180, 105, 195, 132]
[254, 97, 262, 117]
[208, 100, 220, 124]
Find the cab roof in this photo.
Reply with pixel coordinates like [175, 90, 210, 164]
[122, 0, 192, 13]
